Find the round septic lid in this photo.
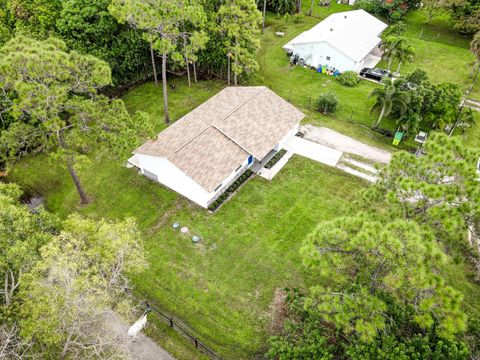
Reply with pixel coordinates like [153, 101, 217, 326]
[180, 227, 188, 233]
[192, 236, 200, 243]
[172, 222, 180, 229]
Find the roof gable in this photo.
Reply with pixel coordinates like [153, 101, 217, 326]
[134, 86, 304, 192]
[284, 9, 387, 62]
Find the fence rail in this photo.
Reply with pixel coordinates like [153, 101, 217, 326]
[144, 301, 224, 360]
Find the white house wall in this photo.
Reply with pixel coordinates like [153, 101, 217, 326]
[292, 42, 356, 72]
[276, 123, 300, 150]
[135, 154, 212, 208]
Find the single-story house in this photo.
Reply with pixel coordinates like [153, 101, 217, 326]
[283, 9, 388, 72]
[129, 86, 305, 208]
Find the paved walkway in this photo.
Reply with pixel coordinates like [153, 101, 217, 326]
[284, 136, 343, 167]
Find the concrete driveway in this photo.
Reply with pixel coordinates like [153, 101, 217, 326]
[284, 136, 343, 167]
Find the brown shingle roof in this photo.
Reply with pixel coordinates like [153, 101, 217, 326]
[170, 127, 249, 192]
[134, 86, 304, 192]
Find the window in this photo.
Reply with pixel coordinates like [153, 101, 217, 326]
[326, 56, 331, 60]
[248, 155, 254, 165]
[143, 169, 158, 181]
[214, 183, 223, 192]
[235, 165, 242, 172]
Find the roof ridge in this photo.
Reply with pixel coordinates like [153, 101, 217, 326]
[166, 86, 262, 156]
[211, 123, 252, 155]
[171, 86, 265, 156]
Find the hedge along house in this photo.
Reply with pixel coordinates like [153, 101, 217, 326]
[283, 9, 387, 72]
[129, 86, 305, 208]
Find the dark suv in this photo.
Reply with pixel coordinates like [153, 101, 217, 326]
[359, 68, 392, 82]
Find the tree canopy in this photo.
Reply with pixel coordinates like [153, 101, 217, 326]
[0, 36, 152, 204]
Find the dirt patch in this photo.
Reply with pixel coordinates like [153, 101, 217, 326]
[268, 288, 288, 335]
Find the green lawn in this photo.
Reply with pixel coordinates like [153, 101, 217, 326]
[5, 6, 480, 360]
[256, 3, 479, 149]
[7, 126, 366, 359]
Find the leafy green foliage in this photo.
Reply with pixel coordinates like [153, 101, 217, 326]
[0, 183, 57, 312]
[18, 214, 145, 358]
[56, 0, 150, 86]
[316, 91, 339, 114]
[336, 71, 360, 87]
[0, 36, 152, 203]
[370, 78, 409, 128]
[265, 0, 296, 15]
[361, 132, 480, 241]
[268, 288, 469, 360]
[301, 214, 466, 341]
[6, 0, 62, 37]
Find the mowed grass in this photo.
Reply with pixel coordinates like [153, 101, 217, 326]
[5, 7, 480, 359]
[131, 157, 365, 358]
[6, 80, 366, 359]
[257, 3, 479, 148]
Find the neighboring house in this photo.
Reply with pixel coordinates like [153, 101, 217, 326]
[129, 86, 305, 208]
[283, 9, 387, 72]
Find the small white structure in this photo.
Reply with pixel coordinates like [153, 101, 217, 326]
[283, 10, 387, 72]
[129, 87, 304, 208]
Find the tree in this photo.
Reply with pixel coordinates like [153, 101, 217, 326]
[56, 0, 151, 87]
[301, 214, 467, 341]
[361, 132, 480, 243]
[18, 214, 146, 359]
[382, 21, 407, 37]
[369, 78, 409, 128]
[406, 68, 429, 85]
[6, 0, 62, 37]
[470, 31, 480, 77]
[395, 39, 414, 74]
[381, 36, 402, 71]
[0, 183, 57, 309]
[316, 91, 339, 114]
[0, 36, 152, 204]
[458, 108, 476, 133]
[450, 1, 480, 36]
[218, 0, 261, 85]
[110, 0, 206, 124]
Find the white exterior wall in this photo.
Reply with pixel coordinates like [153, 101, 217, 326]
[133, 154, 252, 209]
[135, 154, 212, 208]
[275, 123, 300, 150]
[292, 42, 356, 72]
[131, 124, 299, 209]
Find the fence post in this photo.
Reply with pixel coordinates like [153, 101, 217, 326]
[195, 339, 198, 347]
[169, 317, 174, 327]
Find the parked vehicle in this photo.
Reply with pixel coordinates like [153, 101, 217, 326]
[359, 68, 392, 82]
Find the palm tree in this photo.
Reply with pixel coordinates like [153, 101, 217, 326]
[381, 36, 402, 71]
[395, 41, 414, 74]
[369, 78, 410, 129]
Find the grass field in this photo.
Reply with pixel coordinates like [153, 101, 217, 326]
[256, 2, 479, 149]
[4, 5, 480, 360]
[7, 123, 366, 359]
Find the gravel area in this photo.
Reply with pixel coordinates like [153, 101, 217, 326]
[301, 125, 392, 164]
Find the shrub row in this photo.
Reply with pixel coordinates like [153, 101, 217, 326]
[264, 149, 287, 169]
[208, 169, 254, 211]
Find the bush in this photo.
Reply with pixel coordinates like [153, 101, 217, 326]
[382, 21, 407, 37]
[354, 0, 384, 15]
[337, 71, 360, 87]
[208, 169, 253, 211]
[292, 13, 304, 23]
[316, 92, 339, 114]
